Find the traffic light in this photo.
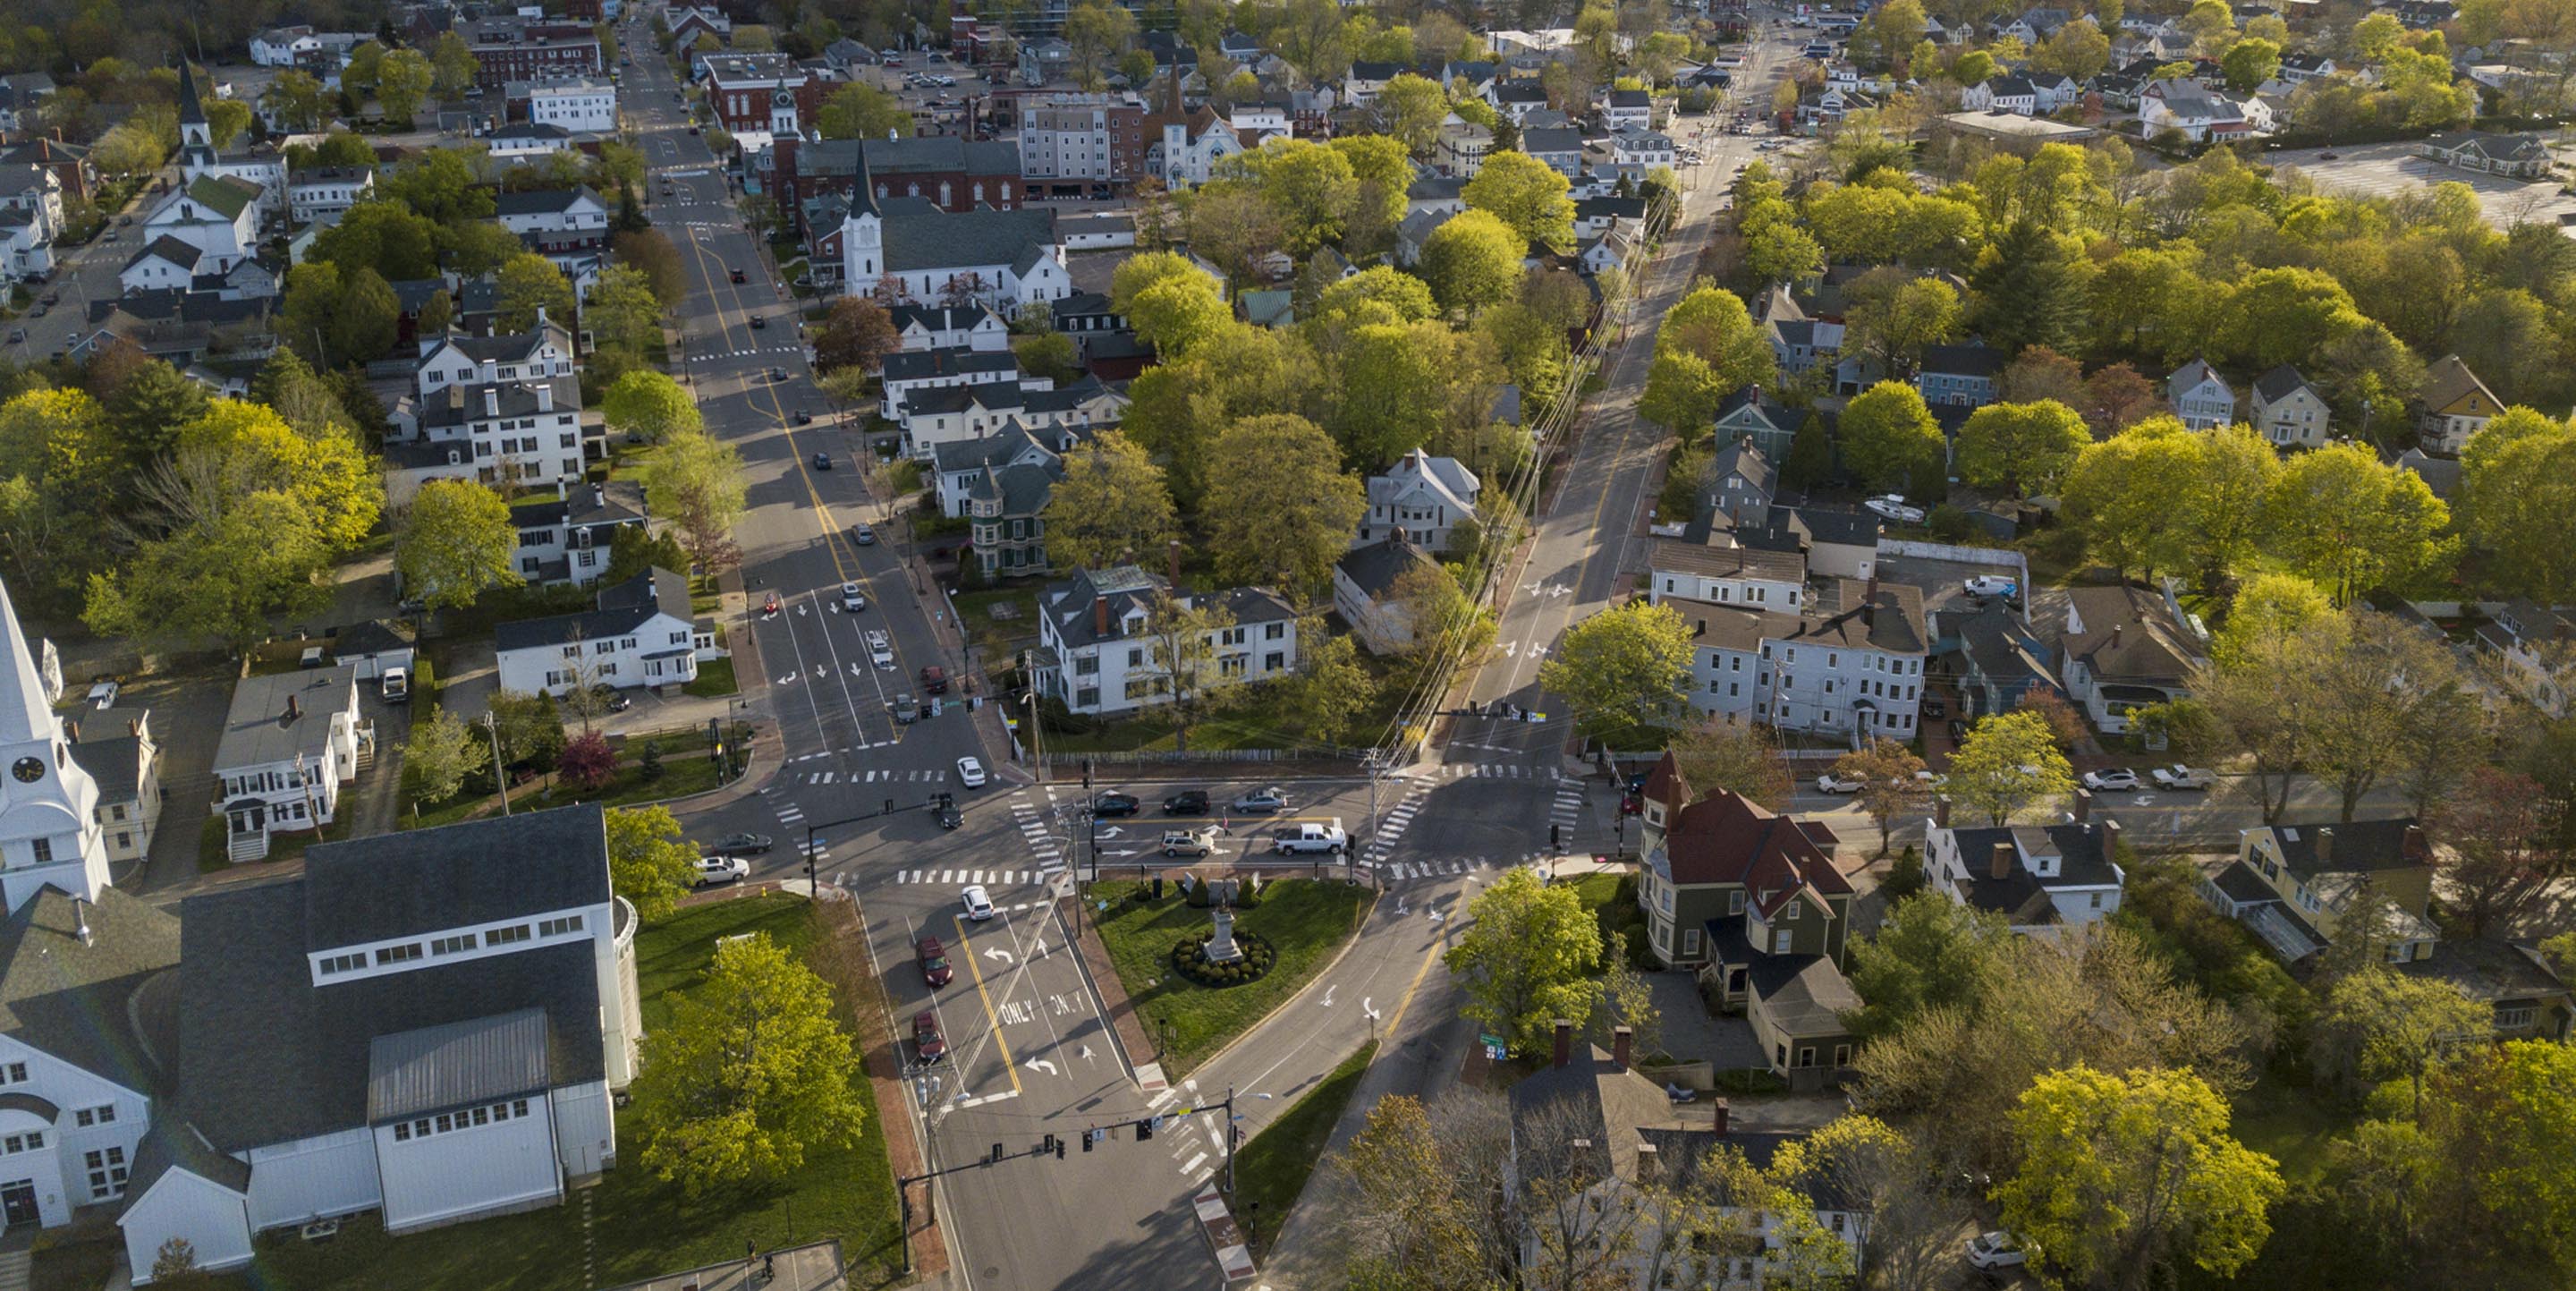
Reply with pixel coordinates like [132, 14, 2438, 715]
[989, 1142, 1004, 1163]
[1053, 1135, 1066, 1159]
[1081, 1128, 1096, 1152]
[1083, 758, 1094, 788]
[1135, 1117, 1155, 1141]
[1551, 823, 1563, 851]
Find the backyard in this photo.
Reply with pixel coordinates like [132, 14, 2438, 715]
[398, 726, 737, 831]
[1086, 878, 1375, 1074]
[123, 894, 910, 1291]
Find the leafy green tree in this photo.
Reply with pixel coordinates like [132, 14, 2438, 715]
[629, 930, 867, 1192]
[1064, 0, 1139, 90]
[1418, 209, 1524, 318]
[1783, 412, 1835, 489]
[1999, 1066, 2285, 1289]
[1656, 285, 1776, 392]
[397, 480, 522, 610]
[1042, 431, 1177, 571]
[2311, 967, 2493, 1116]
[375, 47, 436, 126]
[1202, 414, 1366, 591]
[2221, 36, 2283, 90]
[402, 707, 488, 807]
[103, 357, 209, 464]
[1947, 709, 2075, 825]
[1835, 739, 1929, 856]
[2212, 573, 2337, 671]
[1292, 625, 1377, 745]
[313, 201, 442, 282]
[583, 264, 663, 359]
[817, 81, 911, 139]
[1843, 271, 1962, 377]
[2265, 441, 2454, 603]
[1462, 149, 1576, 252]
[1377, 72, 1449, 155]
[2459, 407, 2576, 603]
[1539, 599, 1692, 735]
[604, 804, 701, 922]
[84, 492, 330, 651]
[1127, 276, 1233, 357]
[600, 369, 700, 445]
[1444, 867, 1603, 1054]
[611, 229, 689, 310]
[1142, 592, 1241, 747]
[1326, 320, 1451, 468]
[2061, 418, 2205, 579]
[813, 296, 899, 374]
[1955, 400, 2089, 497]
[1314, 265, 1437, 327]
[641, 430, 748, 572]
[89, 123, 167, 178]
[605, 525, 693, 587]
[1837, 382, 1948, 493]
[263, 68, 330, 131]
[493, 253, 575, 334]
[1846, 894, 2013, 1037]
[1971, 221, 2092, 355]
[1219, 137, 1357, 253]
[2216, 268, 2365, 372]
[1109, 250, 1215, 314]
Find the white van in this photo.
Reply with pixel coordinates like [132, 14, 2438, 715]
[1271, 819, 1348, 855]
[380, 667, 410, 701]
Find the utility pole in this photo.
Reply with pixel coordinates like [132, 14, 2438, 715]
[483, 715, 509, 817]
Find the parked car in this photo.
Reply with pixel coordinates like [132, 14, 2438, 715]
[1162, 827, 1220, 857]
[1091, 791, 1140, 817]
[2080, 768, 2141, 792]
[692, 855, 750, 887]
[961, 883, 996, 920]
[916, 935, 953, 987]
[1815, 773, 1866, 794]
[1863, 495, 1925, 524]
[956, 756, 987, 788]
[1964, 1231, 2027, 1270]
[2150, 764, 2216, 790]
[589, 684, 632, 713]
[1947, 718, 1969, 743]
[86, 679, 121, 709]
[378, 669, 407, 701]
[842, 582, 867, 612]
[1163, 788, 1210, 815]
[919, 665, 948, 694]
[1963, 574, 2020, 599]
[1233, 786, 1289, 813]
[912, 1011, 947, 1063]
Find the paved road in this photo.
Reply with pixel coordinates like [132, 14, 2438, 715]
[1, 171, 162, 363]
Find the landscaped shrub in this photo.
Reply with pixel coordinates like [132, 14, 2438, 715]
[1168, 930, 1277, 987]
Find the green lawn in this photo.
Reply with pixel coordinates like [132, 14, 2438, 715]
[951, 584, 1044, 660]
[682, 656, 738, 697]
[2231, 1085, 2357, 1186]
[1039, 661, 1416, 756]
[402, 749, 727, 831]
[1233, 1040, 1376, 1255]
[1088, 879, 1374, 1075]
[216, 896, 905, 1291]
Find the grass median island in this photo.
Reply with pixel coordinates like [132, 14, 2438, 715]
[1233, 1040, 1377, 1255]
[1088, 878, 1375, 1076]
[209, 894, 904, 1291]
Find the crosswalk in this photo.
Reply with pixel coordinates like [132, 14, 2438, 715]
[1360, 784, 1428, 865]
[1012, 794, 1067, 876]
[892, 868, 1051, 888]
[801, 768, 947, 786]
[1365, 855, 1547, 885]
[1148, 1083, 1231, 1190]
[1416, 762, 1565, 780]
[1550, 782, 1587, 834]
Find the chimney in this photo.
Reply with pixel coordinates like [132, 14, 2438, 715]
[537, 383, 554, 412]
[284, 693, 301, 722]
[1989, 841, 2015, 881]
[1552, 1018, 1574, 1069]
[2072, 786, 2091, 822]
[1612, 1025, 1633, 1071]
[64, 718, 78, 743]
[1862, 573, 1877, 625]
[2315, 827, 2334, 868]
[1633, 1140, 1659, 1183]
[1934, 794, 1952, 828]
[485, 386, 500, 418]
[1710, 1097, 1729, 1137]
[1166, 539, 1182, 587]
[1093, 595, 1110, 639]
[128, 719, 140, 737]
[2404, 824, 2427, 859]
[2110, 624, 2123, 649]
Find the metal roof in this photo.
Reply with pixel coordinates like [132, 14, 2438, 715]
[369, 1008, 553, 1122]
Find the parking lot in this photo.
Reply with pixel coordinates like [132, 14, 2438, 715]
[2263, 139, 2576, 231]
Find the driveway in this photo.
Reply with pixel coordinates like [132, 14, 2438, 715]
[119, 667, 235, 897]
[1648, 970, 1766, 1070]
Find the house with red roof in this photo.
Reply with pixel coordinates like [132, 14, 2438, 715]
[1635, 752, 1863, 1089]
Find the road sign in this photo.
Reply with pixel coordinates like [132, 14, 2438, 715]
[1481, 1032, 1508, 1060]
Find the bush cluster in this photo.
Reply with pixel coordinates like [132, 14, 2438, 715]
[1168, 930, 1277, 987]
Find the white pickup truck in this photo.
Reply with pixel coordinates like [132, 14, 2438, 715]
[1271, 819, 1349, 855]
[2150, 765, 2216, 790]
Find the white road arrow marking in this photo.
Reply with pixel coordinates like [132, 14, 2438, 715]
[775, 673, 796, 685]
[1079, 1044, 1096, 1066]
[1428, 909, 1446, 922]
[1394, 896, 1409, 915]
[814, 665, 827, 678]
[983, 947, 1016, 964]
[827, 602, 840, 613]
[797, 603, 809, 616]
[2133, 794, 2156, 806]
[1321, 985, 1336, 1007]
[1097, 826, 1125, 838]
[1024, 1057, 1058, 1075]
[1364, 998, 1381, 1021]
[1031, 937, 1048, 959]
[850, 663, 864, 676]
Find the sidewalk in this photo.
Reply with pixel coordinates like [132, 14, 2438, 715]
[1056, 892, 1166, 1092]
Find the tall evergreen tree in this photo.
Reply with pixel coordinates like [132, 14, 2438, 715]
[1970, 220, 2091, 354]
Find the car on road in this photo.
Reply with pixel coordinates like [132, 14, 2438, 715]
[2318, 150, 2340, 160]
[1162, 827, 1220, 857]
[852, 522, 876, 545]
[687, 123, 699, 134]
[919, 664, 948, 693]
[2151, 764, 2216, 790]
[716, 832, 775, 855]
[1816, 773, 1866, 794]
[770, 367, 789, 381]
[956, 756, 987, 787]
[811, 451, 833, 470]
[1272, 820, 1349, 854]
[1863, 495, 1926, 523]
[1092, 791, 1140, 816]
[842, 582, 867, 612]
[1964, 1231, 2027, 1270]
[1963, 574, 2020, 599]
[912, 1011, 947, 1063]
[1233, 786, 1289, 813]
[730, 267, 746, 283]
[935, 795, 962, 828]
[2080, 768, 2141, 792]
[792, 409, 812, 424]
[891, 693, 916, 724]
[692, 855, 749, 888]
[962, 883, 996, 920]
[1163, 789, 1210, 815]
[660, 183, 673, 196]
[750, 313, 767, 329]
[916, 935, 953, 987]
[117, 215, 131, 226]
[867, 630, 894, 668]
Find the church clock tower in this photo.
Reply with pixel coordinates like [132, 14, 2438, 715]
[0, 580, 108, 913]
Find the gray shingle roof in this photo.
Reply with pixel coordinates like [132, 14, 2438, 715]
[1521, 127, 1582, 155]
[1337, 533, 1437, 599]
[124, 235, 203, 273]
[419, 375, 582, 431]
[369, 1007, 555, 1121]
[493, 567, 693, 654]
[877, 203, 1057, 275]
[0, 887, 180, 1092]
[128, 1117, 251, 1197]
[2252, 362, 2313, 403]
[884, 346, 1021, 384]
[212, 667, 357, 772]
[67, 735, 143, 805]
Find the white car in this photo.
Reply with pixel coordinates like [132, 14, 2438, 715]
[692, 855, 750, 888]
[2151, 764, 2216, 790]
[1963, 574, 2020, 599]
[841, 581, 867, 612]
[867, 630, 895, 669]
[962, 884, 996, 920]
[956, 756, 987, 788]
[2080, 768, 2140, 792]
[1965, 1230, 2027, 1270]
[1863, 495, 1925, 524]
[1815, 773, 1866, 794]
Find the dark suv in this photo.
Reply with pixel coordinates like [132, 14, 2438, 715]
[1092, 792, 1140, 817]
[1161, 789, 1209, 816]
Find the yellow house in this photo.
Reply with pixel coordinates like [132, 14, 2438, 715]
[2415, 353, 2501, 455]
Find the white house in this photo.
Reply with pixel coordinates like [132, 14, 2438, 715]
[286, 166, 375, 225]
[0, 208, 53, 285]
[385, 375, 588, 504]
[120, 803, 642, 1281]
[1035, 566, 1301, 717]
[1962, 74, 2039, 114]
[0, 163, 63, 247]
[1927, 815, 2127, 932]
[2140, 78, 2250, 141]
[2479, 601, 2576, 718]
[1653, 576, 1930, 743]
[140, 175, 263, 277]
[208, 667, 370, 863]
[839, 190, 1071, 315]
[415, 318, 579, 395]
[1598, 87, 1651, 131]
[67, 708, 160, 871]
[1436, 116, 1493, 177]
[2166, 358, 2235, 430]
[1334, 534, 1442, 656]
[1355, 450, 1481, 554]
[492, 185, 609, 237]
[494, 568, 699, 697]
[933, 424, 1068, 518]
[1153, 111, 1244, 190]
[2250, 364, 2329, 448]
[486, 123, 575, 161]
[524, 77, 619, 132]
[250, 25, 323, 66]
[890, 303, 1010, 352]
[174, 64, 285, 215]
[117, 238, 207, 295]
[879, 346, 1024, 423]
[1609, 128, 1675, 171]
[510, 483, 649, 588]
[2058, 583, 2204, 733]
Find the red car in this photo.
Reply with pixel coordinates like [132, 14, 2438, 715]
[920, 665, 948, 695]
[916, 935, 953, 988]
[913, 1012, 947, 1064]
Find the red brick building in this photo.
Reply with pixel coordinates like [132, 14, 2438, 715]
[700, 53, 828, 134]
[466, 18, 605, 90]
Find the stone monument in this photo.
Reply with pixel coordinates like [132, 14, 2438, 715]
[1204, 904, 1243, 964]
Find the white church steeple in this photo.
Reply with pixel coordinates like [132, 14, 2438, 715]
[0, 580, 108, 913]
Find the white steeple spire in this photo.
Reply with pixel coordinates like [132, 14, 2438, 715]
[0, 579, 55, 748]
[0, 578, 108, 913]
